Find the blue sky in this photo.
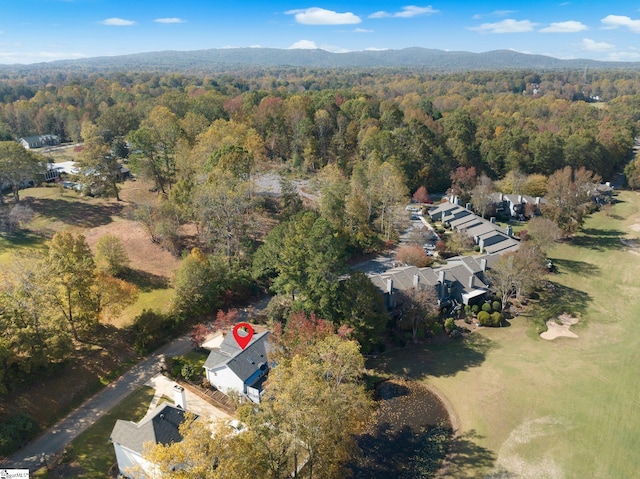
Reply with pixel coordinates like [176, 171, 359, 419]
[2, 1, 640, 64]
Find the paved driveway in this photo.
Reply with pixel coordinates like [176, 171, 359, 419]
[1, 335, 193, 472]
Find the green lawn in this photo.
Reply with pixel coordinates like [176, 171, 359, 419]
[369, 190, 640, 479]
[35, 386, 157, 478]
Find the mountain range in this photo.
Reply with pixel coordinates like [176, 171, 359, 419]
[4, 47, 640, 74]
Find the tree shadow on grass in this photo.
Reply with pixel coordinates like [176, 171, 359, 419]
[524, 282, 591, 333]
[552, 258, 600, 276]
[28, 197, 124, 228]
[0, 230, 46, 252]
[369, 335, 492, 380]
[570, 228, 624, 251]
[443, 429, 505, 479]
[120, 268, 169, 292]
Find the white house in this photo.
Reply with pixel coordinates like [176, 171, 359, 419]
[19, 134, 60, 149]
[110, 392, 192, 479]
[203, 331, 270, 403]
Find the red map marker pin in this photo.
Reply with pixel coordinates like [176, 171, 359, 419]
[232, 323, 254, 350]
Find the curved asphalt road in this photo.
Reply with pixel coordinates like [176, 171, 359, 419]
[1, 335, 193, 472]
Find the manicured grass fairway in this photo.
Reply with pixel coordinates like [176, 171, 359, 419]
[370, 190, 640, 478]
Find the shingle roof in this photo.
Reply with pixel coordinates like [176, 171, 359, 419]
[203, 331, 270, 384]
[110, 403, 189, 454]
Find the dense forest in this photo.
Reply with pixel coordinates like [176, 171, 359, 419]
[1, 64, 640, 469]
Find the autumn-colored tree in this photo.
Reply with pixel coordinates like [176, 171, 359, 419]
[213, 308, 238, 332]
[46, 232, 99, 341]
[190, 323, 209, 349]
[448, 166, 477, 204]
[395, 244, 433, 268]
[412, 185, 431, 204]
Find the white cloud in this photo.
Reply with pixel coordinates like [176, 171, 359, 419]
[354, 28, 373, 33]
[100, 18, 136, 26]
[581, 38, 615, 51]
[469, 19, 537, 34]
[0, 50, 87, 64]
[369, 5, 438, 19]
[607, 51, 640, 61]
[154, 18, 186, 24]
[249, 44, 262, 48]
[285, 8, 360, 25]
[288, 39, 319, 49]
[539, 20, 587, 33]
[472, 10, 515, 20]
[601, 15, 640, 33]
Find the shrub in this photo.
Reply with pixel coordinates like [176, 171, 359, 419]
[481, 302, 493, 313]
[492, 300, 502, 312]
[181, 364, 198, 382]
[491, 312, 503, 326]
[474, 245, 481, 252]
[444, 317, 456, 333]
[132, 309, 173, 354]
[431, 322, 444, 335]
[0, 413, 39, 456]
[471, 304, 480, 314]
[477, 311, 491, 326]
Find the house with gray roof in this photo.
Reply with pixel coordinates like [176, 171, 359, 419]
[369, 255, 494, 311]
[110, 398, 194, 479]
[19, 134, 60, 149]
[203, 331, 270, 403]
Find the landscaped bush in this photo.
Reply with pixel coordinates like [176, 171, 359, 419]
[481, 302, 493, 313]
[477, 311, 491, 326]
[431, 322, 443, 335]
[444, 317, 456, 333]
[492, 300, 502, 312]
[471, 304, 480, 314]
[491, 312, 503, 326]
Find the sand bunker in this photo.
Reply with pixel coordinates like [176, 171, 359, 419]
[540, 313, 579, 340]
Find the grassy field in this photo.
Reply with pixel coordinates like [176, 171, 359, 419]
[370, 190, 640, 479]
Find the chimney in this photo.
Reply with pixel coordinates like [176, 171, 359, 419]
[386, 278, 393, 294]
[455, 196, 461, 205]
[480, 258, 487, 272]
[468, 274, 474, 289]
[518, 195, 522, 203]
[506, 225, 513, 237]
[606, 181, 611, 187]
[173, 385, 186, 410]
[535, 196, 540, 205]
[479, 238, 485, 253]
[413, 274, 420, 288]
[490, 217, 496, 224]
[438, 270, 446, 298]
[500, 193, 504, 201]
[466, 203, 472, 210]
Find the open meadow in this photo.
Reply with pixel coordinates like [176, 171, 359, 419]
[370, 189, 640, 479]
